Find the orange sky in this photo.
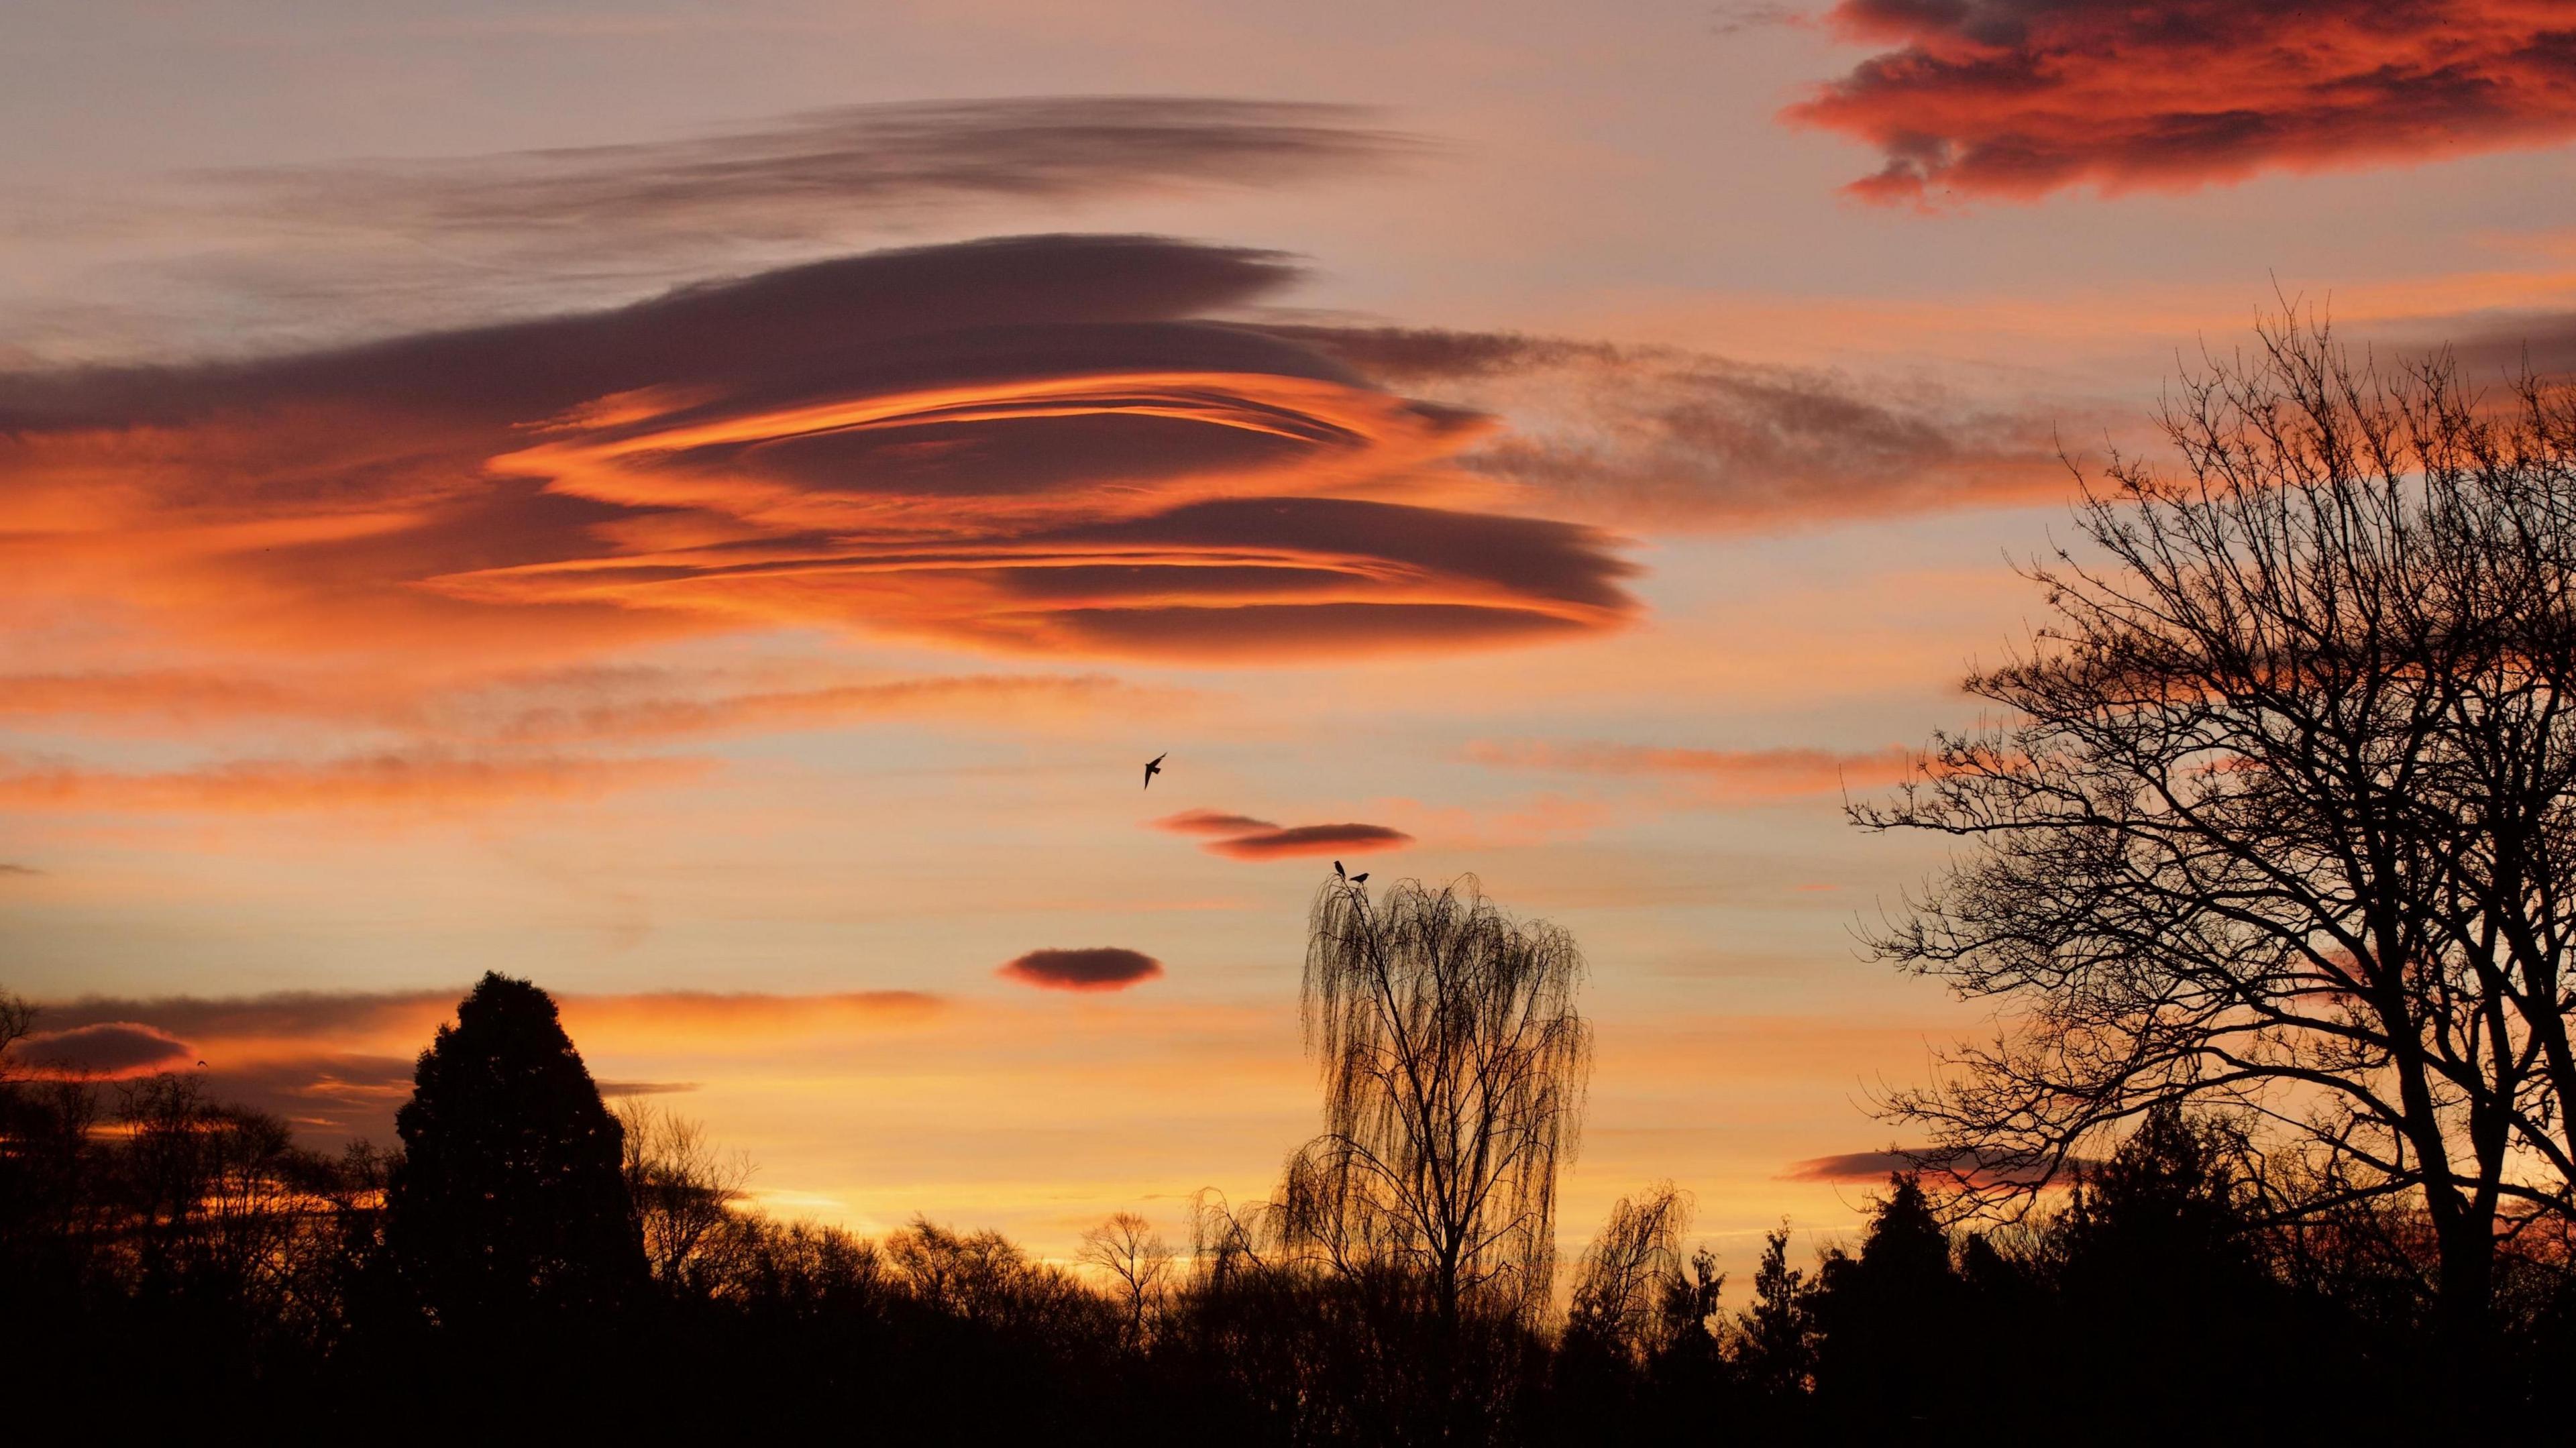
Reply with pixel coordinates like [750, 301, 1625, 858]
[7, 0, 2576, 1278]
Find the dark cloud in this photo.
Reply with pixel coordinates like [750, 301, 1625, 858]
[7, 1021, 194, 1078]
[3, 235, 1638, 671]
[1785, 1146, 2084, 1187]
[0, 862, 37, 876]
[597, 1080, 702, 1097]
[1264, 324, 2068, 529]
[998, 947, 1165, 993]
[1204, 823, 1414, 860]
[1785, 1, 2576, 203]
[2432, 309, 2576, 382]
[32, 989, 453, 1040]
[11, 97, 1426, 354]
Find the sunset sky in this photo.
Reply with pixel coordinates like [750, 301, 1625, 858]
[9, 0, 2576, 1273]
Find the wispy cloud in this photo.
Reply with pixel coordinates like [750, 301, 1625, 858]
[0, 750, 705, 814]
[5, 1021, 195, 1078]
[1267, 325, 2068, 529]
[1465, 738, 1914, 798]
[1785, 0, 2576, 204]
[10, 97, 1427, 355]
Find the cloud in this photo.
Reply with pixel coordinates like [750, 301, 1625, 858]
[1465, 739, 1915, 797]
[1203, 823, 1414, 860]
[0, 863, 36, 877]
[12, 97, 1426, 357]
[998, 947, 1165, 992]
[1154, 809, 1281, 834]
[1784, 0, 2576, 204]
[7, 1021, 195, 1078]
[1154, 808, 1415, 858]
[0, 750, 705, 814]
[22, 987, 949, 1144]
[1, 235, 1638, 677]
[1264, 325, 2067, 528]
[1784, 1146, 2085, 1188]
[597, 1080, 702, 1097]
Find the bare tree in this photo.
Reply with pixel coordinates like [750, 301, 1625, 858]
[1283, 873, 1591, 1333]
[1852, 310, 2576, 1351]
[616, 1099, 753, 1294]
[1566, 1182, 1696, 1367]
[1077, 1210, 1175, 1345]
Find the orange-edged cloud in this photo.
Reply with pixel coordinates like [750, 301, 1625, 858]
[1786, 0, 2576, 204]
[996, 947, 1165, 992]
[1466, 738, 1915, 797]
[0, 750, 704, 814]
[5, 1021, 195, 1078]
[0, 235, 1636, 668]
[1154, 808, 1280, 834]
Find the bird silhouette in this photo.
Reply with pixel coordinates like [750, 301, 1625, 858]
[1334, 860, 1346, 881]
[1143, 752, 1167, 789]
[1350, 873, 1368, 885]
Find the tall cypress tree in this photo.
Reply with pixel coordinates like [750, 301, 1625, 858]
[384, 972, 643, 1333]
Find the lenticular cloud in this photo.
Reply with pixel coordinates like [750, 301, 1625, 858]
[0, 234, 1635, 667]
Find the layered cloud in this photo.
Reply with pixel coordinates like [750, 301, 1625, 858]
[1155, 809, 1415, 859]
[997, 947, 1165, 992]
[1787, 0, 2576, 204]
[1265, 325, 2067, 528]
[1, 235, 1636, 678]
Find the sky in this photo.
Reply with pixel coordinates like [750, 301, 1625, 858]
[8, 0, 2576, 1275]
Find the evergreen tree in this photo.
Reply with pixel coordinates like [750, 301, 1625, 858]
[384, 972, 643, 1335]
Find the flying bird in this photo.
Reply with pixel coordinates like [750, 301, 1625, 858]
[1142, 752, 1167, 789]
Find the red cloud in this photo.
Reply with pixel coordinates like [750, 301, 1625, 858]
[1154, 809, 1281, 835]
[1785, 0, 2576, 203]
[997, 947, 1165, 992]
[1203, 823, 1413, 860]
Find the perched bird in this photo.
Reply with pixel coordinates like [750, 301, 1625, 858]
[1334, 860, 1346, 881]
[1350, 873, 1368, 885]
[1142, 752, 1167, 789]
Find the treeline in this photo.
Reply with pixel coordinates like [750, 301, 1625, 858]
[5, 974, 2567, 1443]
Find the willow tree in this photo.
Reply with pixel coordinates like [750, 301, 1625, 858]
[1854, 312, 2576, 1352]
[1283, 874, 1590, 1332]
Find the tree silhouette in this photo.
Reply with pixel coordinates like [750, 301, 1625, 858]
[1853, 311, 2576, 1363]
[384, 972, 643, 1334]
[1283, 874, 1590, 1335]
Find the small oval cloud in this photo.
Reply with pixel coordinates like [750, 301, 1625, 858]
[998, 946, 1165, 993]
